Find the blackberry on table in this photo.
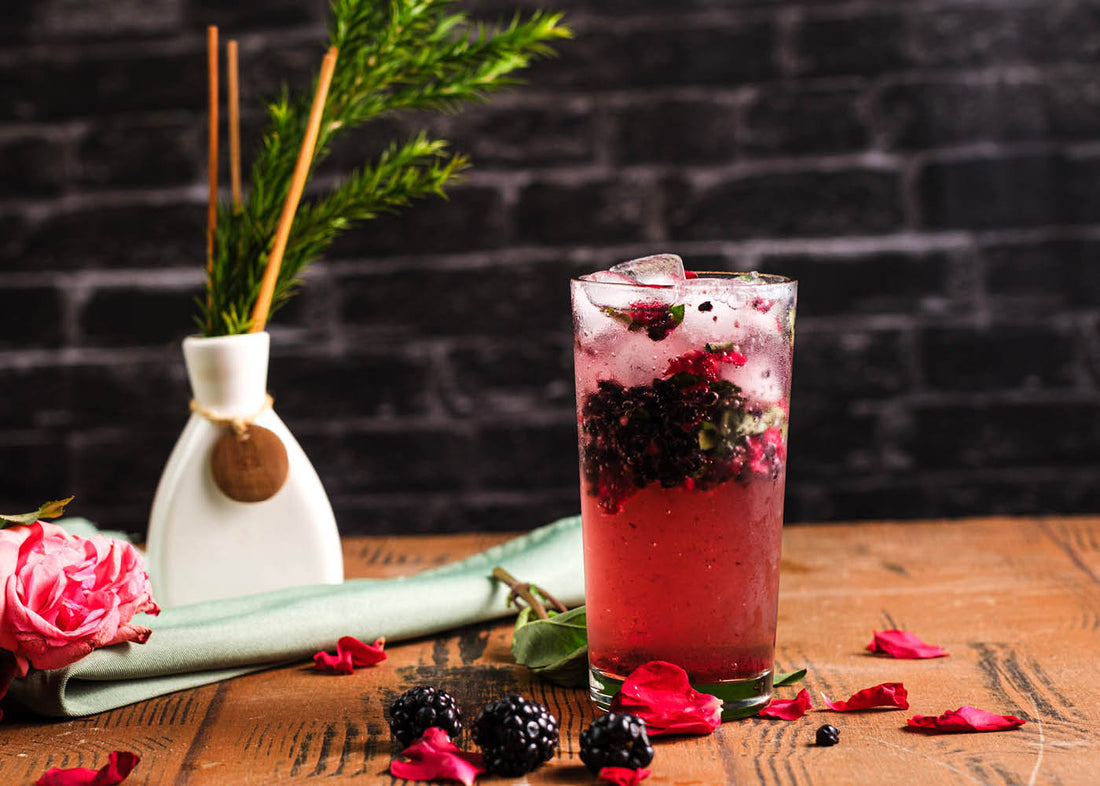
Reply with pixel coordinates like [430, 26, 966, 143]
[579, 712, 654, 774]
[472, 694, 559, 776]
[815, 724, 840, 746]
[387, 686, 463, 747]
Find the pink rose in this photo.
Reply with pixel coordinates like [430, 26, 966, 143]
[0, 521, 159, 676]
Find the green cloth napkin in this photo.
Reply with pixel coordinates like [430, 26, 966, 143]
[9, 515, 583, 718]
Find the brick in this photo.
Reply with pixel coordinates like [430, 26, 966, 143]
[446, 103, 598, 168]
[0, 50, 206, 122]
[795, 12, 909, 77]
[754, 250, 957, 317]
[0, 366, 71, 430]
[0, 439, 72, 507]
[740, 86, 867, 155]
[792, 329, 911, 399]
[75, 117, 201, 188]
[475, 419, 578, 489]
[444, 337, 575, 417]
[0, 4, 31, 44]
[916, 155, 1060, 231]
[21, 203, 206, 271]
[80, 286, 199, 347]
[1058, 154, 1100, 225]
[612, 99, 738, 166]
[516, 180, 655, 246]
[933, 471, 1100, 519]
[327, 185, 507, 257]
[269, 349, 433, 420]
[908, 401, 1100, 470]
[527, 24, 778, 91]
[0, 286, 64, 349]
[338, 260, 578, 339]
[785, 401, 882, 481]
[35, 0, 182, 39]
[910, 4, 1096, 69]
[71, 427, 177, 514]
[1047, 75, 1100, 141]
[983, 240, 1100, 311]
[64, 361, 188, 430]
[876, 80, 1048, 151]
[184, 0, 327, 29]
[297, 427, 474, 496]
[920, 323, 1078, 392]
[0, 136, 70, 197]
[821, 483, 936, 523]
[668, 169, 904, 241]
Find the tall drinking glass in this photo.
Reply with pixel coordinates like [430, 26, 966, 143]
[571, 256, 796, 718]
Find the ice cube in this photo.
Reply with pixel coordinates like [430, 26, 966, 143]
[609, 253, 685, 285]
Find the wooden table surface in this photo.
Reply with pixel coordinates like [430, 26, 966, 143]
[2, 516, 1098, 785]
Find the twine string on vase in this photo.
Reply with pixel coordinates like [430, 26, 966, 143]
[189, 394, 274, 437]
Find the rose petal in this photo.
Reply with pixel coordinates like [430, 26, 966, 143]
[609, 661, 722, 736]
[35, 751, 140, 786]
[313, 636, 386, 674]
[389, 727, 485, 786]
[908, 706, 1026, 733]
[599, 766, 652, 785]
[823, 683, 909, 711]
[867, 630, 948, 659]
[758, 688, 813, 720]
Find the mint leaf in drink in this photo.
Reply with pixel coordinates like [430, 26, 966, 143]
[773, 668, 807, 687]
[601, 301, 685, 341]
[0, 496, 74, 528]
[511, 605, 589, 688]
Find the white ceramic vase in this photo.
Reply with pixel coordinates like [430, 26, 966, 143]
[146, 332, 344, 607]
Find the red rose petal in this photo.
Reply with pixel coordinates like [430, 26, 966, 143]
[599, 766, 652, 785]
[908, 706, 1026, 732]
[389, 727, 486, 786]
[313, 635, 387, 674]
[35, 751, 139, 786]
[758, 688, 813, 720]
[867, 630, 948, 659]
[823, 682, 909, 711]
[609, 661, 723, 736]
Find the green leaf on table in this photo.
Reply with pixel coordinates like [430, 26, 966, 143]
[511, 605, 589, 688]
[773, 668, 807, 687]
[0, 496, 74, 528]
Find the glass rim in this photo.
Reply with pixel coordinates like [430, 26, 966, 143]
[571, 270, 797, 289]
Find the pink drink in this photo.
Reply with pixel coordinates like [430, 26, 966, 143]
[571, 259, 796, 717]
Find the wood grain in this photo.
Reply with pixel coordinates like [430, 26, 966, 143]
[1, 516, 1098, 785]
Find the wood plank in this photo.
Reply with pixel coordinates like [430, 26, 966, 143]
[0, 517, 1097, 785]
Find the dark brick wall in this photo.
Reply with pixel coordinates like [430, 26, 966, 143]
[2, 0, 1099, 535]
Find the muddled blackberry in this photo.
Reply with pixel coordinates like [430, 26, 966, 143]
[579, 713, 654, 774]
[815, 724, 840, 746]
[472, 694, 559, 776]
[388, 686, 463, 747]
[579, 341, 790, 511]
[602, 302, 685, 341]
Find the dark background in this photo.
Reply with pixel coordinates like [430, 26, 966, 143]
[1, 0, 1098, 536]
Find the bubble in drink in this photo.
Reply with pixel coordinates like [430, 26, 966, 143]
[609, 253, 685, 285]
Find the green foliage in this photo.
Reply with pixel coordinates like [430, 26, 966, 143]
[199, 0, 570, 335]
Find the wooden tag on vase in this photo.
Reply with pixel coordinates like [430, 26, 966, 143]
[210, 425, 289, 503]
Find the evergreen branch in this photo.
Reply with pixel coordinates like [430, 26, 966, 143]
[199, 0, 569, 336]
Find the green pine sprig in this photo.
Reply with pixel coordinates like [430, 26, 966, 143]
[199, 0, 570, 335]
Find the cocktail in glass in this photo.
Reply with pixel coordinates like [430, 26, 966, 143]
[571, 254, 796, 718]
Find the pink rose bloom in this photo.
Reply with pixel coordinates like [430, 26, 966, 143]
[0, 521, 159, 676]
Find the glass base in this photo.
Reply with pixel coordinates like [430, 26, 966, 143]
[589, 665, 773, 720]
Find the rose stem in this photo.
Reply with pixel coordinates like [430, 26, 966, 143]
[227, 39, 242, 212]
[248, 46, 338, 334]
[205, 25, 219, 327]
[491, 566, 569, 620]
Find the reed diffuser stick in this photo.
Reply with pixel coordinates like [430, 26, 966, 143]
[248, 46, 339, 333]
[205, 26, 219, 270]
[227, 39, 242, 212]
